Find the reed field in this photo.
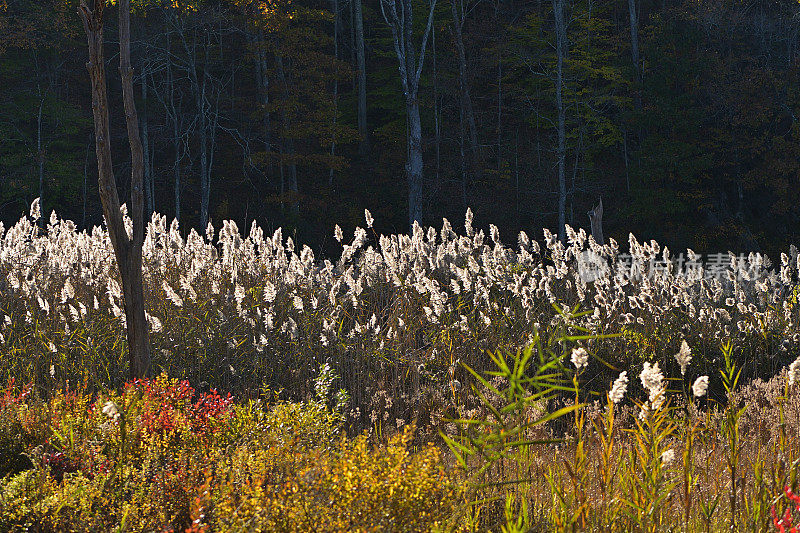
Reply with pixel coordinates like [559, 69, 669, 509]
[2, 201, 800, 531]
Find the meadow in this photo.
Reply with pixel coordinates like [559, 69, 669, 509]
[1, 201, 800, 531]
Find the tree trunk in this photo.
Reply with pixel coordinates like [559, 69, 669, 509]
[164, 27, 181, 222]
[432, 22, 441, 185]
[37, 97, 44, 228]
[171, 84, 181, 222]
[496, 0, 502, 176]
[184, 26, 214, 230]
[379, 0, 437, 229]
[173, 136, 181, 221]
[198, 43, 210, 229]
[553, 0, 567, 243]
[141, 68, 153, 217]
[406, 98, 424, 227]
[451, 0, 478, 169]
[259, 48, 271, 173]
[330, 0, 339, 187]
[628, 0, 641, 112]
[457, 63, 467, 191]
[250, 26, 272, 175]
[588, 198, 604, 245]
[354, 0, 368, 156]
[79, 0, 150, 379]
[83, 135, 91, 228]
[623, 131, 629, 193]
[118, 0, 150, 380]
[515, 127, 519, 224]
[275, 52, 299, 218]
[497, 41, 502, 177]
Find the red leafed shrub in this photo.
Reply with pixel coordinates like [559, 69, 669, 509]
[0, 379, 31, 409]
[41, 451, 79, 483]
[120, 374, 233, 440]
[772, 486, 800, 533]
[190, 388, 234, 436]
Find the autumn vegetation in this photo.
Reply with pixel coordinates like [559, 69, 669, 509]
[4, 0, 800, 528]
[0, 204, 800, 530]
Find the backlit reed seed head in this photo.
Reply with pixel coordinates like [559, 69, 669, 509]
[263, 282, 277, 303]
[234, 285, 246, 305]
[660, 448, 675, 465]
[365, 209, 374, 229]
[102, 400, 120, 422]
[609, 371, 628, 404]
[60, 280, 75, 303]
[640, 361, 665, 410]
[147, 313, 163, 333]
[571, 347, 589, 371]
[789, 357, 800, 386]
[30, 197, 41, 220]
[692, 375, 709, 398]
[675, 339, 692, 375]
[162, 281, 183, 307]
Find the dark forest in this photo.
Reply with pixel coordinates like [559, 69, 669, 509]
[2, 0, 799, 258]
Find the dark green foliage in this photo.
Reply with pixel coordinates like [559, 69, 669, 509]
[1, 0, 800, 255]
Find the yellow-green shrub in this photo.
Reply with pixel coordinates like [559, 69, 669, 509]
[211, 427, 458, 532]
[0, 380, 458, 532]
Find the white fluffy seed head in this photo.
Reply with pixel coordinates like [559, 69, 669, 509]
[102, 400, 120, 421]
[30, 198, 41, 220]
[609, 371, 628, 404]
[692, 375, 709, 398]
[263, 282, 277, 303]
[660, 448, 675, 465]
[640, 361, 665, 410]
[571, 347, 589, 371]
[60, 280, 75, 303]
[234, 285, 246, 305]
[675, 339, 692, 376]
[162, 281, 184, 308]
[640, 361, 664, 394]
[147, 313, 163, 333]
[789, 357, 800, 386]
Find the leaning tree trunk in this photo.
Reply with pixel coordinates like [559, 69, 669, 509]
[79, 0, 151, 379]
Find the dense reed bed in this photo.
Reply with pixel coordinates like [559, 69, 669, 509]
[2, 201, 800, 530]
